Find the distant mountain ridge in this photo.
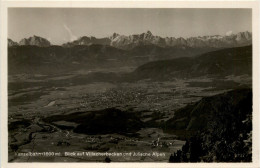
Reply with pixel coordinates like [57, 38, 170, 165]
[8, 31, 252, 49]
[62, 36, 111, 47]
[63, 31, 252, 49]
[8, 39, 19, 47]
[18, 35, 51, 47]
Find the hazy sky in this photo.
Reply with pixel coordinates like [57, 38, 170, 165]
[8, 8, 252, 45]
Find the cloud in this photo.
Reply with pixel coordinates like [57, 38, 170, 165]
[63, 24, 77, 41]
[226, 30, 233, 36]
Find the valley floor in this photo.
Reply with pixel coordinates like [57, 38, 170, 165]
[8, 69, 252, 162]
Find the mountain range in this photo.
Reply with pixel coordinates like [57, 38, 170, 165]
[7, 31, 252, 78]
[8, 31, 252, 49]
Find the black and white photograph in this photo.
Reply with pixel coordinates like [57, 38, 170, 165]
[1, 1, 259, 166]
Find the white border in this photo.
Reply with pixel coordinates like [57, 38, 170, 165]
[1, 1, 259, 168]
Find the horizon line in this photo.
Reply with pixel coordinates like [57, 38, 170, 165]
[8, 30, 252, 45]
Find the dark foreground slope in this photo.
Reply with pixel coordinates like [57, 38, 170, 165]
[43, 108, 143, 135]
[165, 88, 252, 162]
[132, 45, 252, 80]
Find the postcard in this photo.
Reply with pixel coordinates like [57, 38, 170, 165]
[1, 1, 259, 168]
